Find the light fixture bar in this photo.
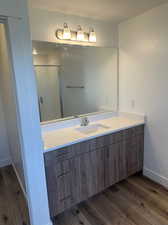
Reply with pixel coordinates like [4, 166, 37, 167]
[55, 24, 97, 43]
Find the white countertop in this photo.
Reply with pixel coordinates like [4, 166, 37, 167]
[42, 113, 145, 153]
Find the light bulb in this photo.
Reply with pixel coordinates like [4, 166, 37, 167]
[32, 48, 38, 55]
[77, 25, 84, 41]
[89, 28, 96, 42]
[63, 23, 71, 40]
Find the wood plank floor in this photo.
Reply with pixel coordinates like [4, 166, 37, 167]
[1, 166, 168, 225]
[0, 166, 30, 225]
[54, 174, 168, 225]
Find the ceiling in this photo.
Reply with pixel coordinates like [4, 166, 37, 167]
[29, 0, 168, 23]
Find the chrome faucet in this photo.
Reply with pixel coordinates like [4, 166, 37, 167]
[80, 117, 89, 126]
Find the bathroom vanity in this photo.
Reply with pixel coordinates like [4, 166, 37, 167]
[43, 114, 145, 218]
[34, 41, 145, 221]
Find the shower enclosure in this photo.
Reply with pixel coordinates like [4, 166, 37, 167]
[35, 65, 62, 122]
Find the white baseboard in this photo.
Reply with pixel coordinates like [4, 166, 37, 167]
[0, 158, 11, 168]
[143, 167, 168, 189]
[12, 163, 27, 200]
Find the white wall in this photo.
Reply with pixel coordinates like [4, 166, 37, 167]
[119, 2, 168, 187]
[29, 8, 118, 47]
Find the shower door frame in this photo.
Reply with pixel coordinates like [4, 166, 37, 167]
[34, 64, 63, 121]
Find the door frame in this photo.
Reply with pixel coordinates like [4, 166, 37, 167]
[0, 15, 52, 225]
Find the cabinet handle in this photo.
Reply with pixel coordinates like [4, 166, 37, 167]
[57, 171, 71, 178]
[106, 147, 110, 158]
[60, 195, 72, 202]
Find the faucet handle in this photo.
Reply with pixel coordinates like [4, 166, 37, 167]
[81, 117, 89, 126]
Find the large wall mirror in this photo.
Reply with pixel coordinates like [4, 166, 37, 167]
[32, 41, 118, 123]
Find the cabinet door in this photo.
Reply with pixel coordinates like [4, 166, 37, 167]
[72, 148, 105, 204]
[137, 133, 144, 171]
[125, 134, 144, 176]
[105, 142, 126, 188]
[125, 139, 138, 176]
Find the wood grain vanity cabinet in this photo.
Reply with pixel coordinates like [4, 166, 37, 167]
[44, 125, 144, 218]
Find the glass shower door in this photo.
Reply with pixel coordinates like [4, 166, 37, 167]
[34, 66, 61, 122]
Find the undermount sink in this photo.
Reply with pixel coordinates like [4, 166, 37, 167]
[75, 123, 110, 135]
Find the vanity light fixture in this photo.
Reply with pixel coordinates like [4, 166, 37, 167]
[56, 24, 97, 43]
[76, 25, 84, 41]
[62, 23, 71, 40]
[89, 28, 97, 43]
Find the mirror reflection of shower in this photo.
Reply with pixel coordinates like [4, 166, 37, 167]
[33, 41, 118, 123]
[34, 65, 63, 122]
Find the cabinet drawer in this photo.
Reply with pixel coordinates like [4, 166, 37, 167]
[44, 145, 75, 164]
[56, 173, 72, 201]
[114, 131, 124, 143]
[95, 135, 108, 148]
[50, 172, 73, 216]
[73, 140, 90, 155]
[45, 159, 74, 216]
[124, 127, 136, 140]
[53, 160, 71, 177]
[108, 130, 123, 144]
[135, 125, 144, 135]
[124, 125, 144, 140]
